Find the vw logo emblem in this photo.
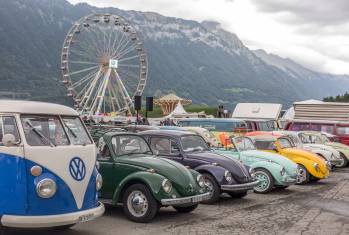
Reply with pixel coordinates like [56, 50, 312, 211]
[69, 157, 86, 181]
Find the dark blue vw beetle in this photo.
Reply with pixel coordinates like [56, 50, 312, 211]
[140, 130, 259, 203]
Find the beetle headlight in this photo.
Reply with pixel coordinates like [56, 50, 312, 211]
[249, 168, 256, 178]
[313, 162, 319, 171]
[197, 174, 205, 187]
[162, 179, 172, 193]
[96, 173, 103, 191]
[36, 178, 57, 198]
[280, 167, 286, 176]
[224, 171, 233, 182]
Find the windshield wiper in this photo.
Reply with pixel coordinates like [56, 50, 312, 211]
[62, 121, 78, 138]
[26, 120, 56, 147]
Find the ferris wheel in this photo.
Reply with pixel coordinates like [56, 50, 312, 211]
[61, 13, 148, 116]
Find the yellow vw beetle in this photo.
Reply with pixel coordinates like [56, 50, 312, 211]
[246, 132, 330, 184]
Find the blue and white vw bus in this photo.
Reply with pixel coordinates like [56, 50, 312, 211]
[0, 100, 104, 228]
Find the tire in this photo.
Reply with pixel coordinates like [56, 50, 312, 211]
[201, 173, 221, 204]
[296, 164, 310, 185]
[253, 168, 274, 194]
[228, 192, 247, 198]
[173, 204, 198, 213]
[275, 185, 289, 189]
[122, 183, 159, 223]
[336, 153, 348, 168]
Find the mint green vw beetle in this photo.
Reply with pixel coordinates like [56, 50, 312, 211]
[214, 136, 299, 193]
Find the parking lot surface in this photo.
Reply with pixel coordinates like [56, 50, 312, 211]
[5, 168, 349, 235]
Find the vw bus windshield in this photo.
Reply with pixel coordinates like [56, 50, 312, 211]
[181, 135, 209, 153]
[112, 135, 152, 156]
[62, 116, 92, 145]
[234, 137, 256, 152]
[21, 115, 69, 146]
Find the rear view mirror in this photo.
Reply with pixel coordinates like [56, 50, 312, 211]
[2, 134, 16, 147]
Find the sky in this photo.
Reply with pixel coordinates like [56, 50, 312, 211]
[67, 0, 349, 75]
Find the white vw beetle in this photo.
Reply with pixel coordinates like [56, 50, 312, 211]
[0, 100, 104, 229]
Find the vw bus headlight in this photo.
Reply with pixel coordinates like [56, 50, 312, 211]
[280, 167, 286, 176]
[313, 163, 319, 171]
[224, 171, 233, 182]
[96, 173, 103, 191]
[197, 174, 205, 187]
[162, 179, 172, 193]
[36, 178, 57, 199]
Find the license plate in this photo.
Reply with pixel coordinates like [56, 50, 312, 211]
[78, 213, 95, 223]
[191, 195, 203, 203]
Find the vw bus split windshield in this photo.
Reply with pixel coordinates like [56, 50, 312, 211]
[21, 115, 69, 146]
[62, 116, 92, 145]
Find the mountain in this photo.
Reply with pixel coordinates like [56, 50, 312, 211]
[0, 0, 349, 108]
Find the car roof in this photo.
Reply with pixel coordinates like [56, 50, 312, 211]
[139, 129, 195, 137]
[177, 118, 246, 123]
[0, 100, 78, 116]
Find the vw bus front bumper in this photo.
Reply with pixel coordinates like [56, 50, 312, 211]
[1, 202, 105, 228]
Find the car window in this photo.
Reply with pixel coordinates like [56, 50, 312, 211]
[254, 140, 275, 150]
[336, 127, 349, 135]
[0, 116, 20, 145]
[61, 116, 92, 145]
[21, 115, 69, 146]
[150, 137, 180, 155]
[97, 137, 111, 161]
[290, 122, 310, 131]
[234, 137, 256, 151]
[181, 135, 209, 152]
[278, 138, 292, 148]
[112, 135, 151, 156]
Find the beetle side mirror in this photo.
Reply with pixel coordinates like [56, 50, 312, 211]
[2, 134, 16, 147]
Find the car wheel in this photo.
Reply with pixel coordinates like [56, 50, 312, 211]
[173, 204, 198, 213]
[122, 184, 159, 223]
[296, 164, 310, 185]
[336, 153, 348, 168]
[202, 173, 221, 204]
[253, 168, 274, 194]
[228, 192, 247, 198]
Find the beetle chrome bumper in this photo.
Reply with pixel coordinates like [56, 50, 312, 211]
[1, 202, 105, 228]
[221, 180, 259, 191]
[281, 177, 297, 185]
[161, 192, 211, 206]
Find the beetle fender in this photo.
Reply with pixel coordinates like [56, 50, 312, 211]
[194, 164, 236, 184]
[112, 171, 166, 204]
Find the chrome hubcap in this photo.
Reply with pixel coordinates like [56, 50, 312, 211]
[254, 172, 270, 192]
[297, 167, 307, 183]
[127, 190, 148, 217]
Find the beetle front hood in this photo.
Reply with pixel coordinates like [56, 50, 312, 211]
[118, 155, 197, 196]
[186, 151, 252, 183]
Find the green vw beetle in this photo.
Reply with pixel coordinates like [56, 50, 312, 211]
[214, 136, 299, 193]
[95, 131, 210, 222]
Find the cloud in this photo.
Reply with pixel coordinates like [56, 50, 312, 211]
[67, 0, 349, 75]
[251, 0, 349, 25]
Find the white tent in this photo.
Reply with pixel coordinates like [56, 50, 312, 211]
[165, 101, 201, 119]
[281, 99, 323, 121]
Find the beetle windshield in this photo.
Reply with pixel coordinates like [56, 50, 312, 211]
[278, 138, 293, 148]
[61, 116, 92, 145]
[112, 135, 152, 156]
[21, 115, 69, 146]
[181, 135, 209, 152]
[233, 137, 256, 152]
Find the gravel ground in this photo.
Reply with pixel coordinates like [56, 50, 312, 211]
[4, 168, 349, 235]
